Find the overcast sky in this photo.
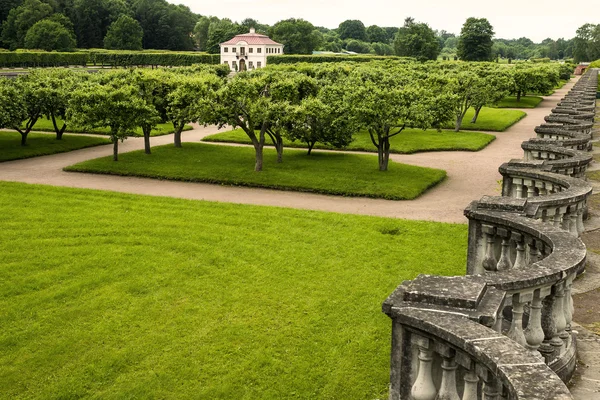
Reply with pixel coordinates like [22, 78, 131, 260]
[177, 0, 596, 42]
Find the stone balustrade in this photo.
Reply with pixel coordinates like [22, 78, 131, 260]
[382, 69, 598, 399]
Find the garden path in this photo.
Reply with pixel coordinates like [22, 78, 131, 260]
[0, 77, 578, 224]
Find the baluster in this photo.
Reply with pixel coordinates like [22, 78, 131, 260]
[436, 355, 460, 400]
[569, 209, 578, 237]
[482, 225, 497, 272]
[540, 283, 565, 363]
[511, 233, 526, 270]
[483, 378, 500, 400]
[496, 228, 512, 271]
[525, 179, 535, 198]
[524, 288, 547, 360]
[538, 183, 548, 196]
[513, 178, 523, 198]
[554, 282, 568, 355]
[527, 238, 539, 266]
[554, 208, 563, 228]
[577, 207, 585, 236]
[411, 342, 437, 400]
[462, 371, 479, 400]
[507, 293, 528, 348]
[564, 274, 575, 333]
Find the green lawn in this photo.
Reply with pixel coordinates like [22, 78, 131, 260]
[494, 96, 543, 108]
[64, 143, 446, 200]
[203, 128, 496, 154]
[0, 181, 467, 399]
[27, 117, 192, 137]
[442, 107, 527, 131]
[0, 131, 110, 162]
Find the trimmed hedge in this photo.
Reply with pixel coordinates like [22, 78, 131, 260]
[0, 51, 220, 68]
[0, 52, 88, 68]
[267, 55, 416, 64]
[89, 52, 220, 67]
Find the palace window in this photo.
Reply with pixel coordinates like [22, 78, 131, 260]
[257, 48, 262, 53]
[224, 47, 228, 52]
[249, 48, 253, 53]
[257, 61, 262, 68]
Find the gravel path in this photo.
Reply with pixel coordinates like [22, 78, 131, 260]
[0, 78, 578, 224]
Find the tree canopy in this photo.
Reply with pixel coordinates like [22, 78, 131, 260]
[104, 14, 143, 50]
[269, 18, 321, 55]
[394, 17, 440, 61]
[24, 18, 76, 51]
[457, 17, 495, 61]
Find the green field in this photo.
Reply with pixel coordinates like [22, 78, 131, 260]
[494, 96, 543, 108]
[65, 143, 447, 200]
[26, 117, 192, 137]
[0, 181, 467, 399]
[443, 107, 527, 131]
[0, 131, 110, 162]
[203, 128, 496, 154]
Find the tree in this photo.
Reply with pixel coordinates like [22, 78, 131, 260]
[470, 68, 512, 123]
[457, 17, 494, 61]
[510, 65, 559, 102]
[344, 68, 451, 171]
[285, 95, 355, 155]
[31, 68, 83, 140]
[104, 15, 143, 50]
[573, 23, 600, 62]
[68, 82, 156, 161]
[445, 70, 483, 131]
[71, 0, 129, 49]
[10, 73, 46, 145]
[394, 17, 440, 61]
[366, 25, 387, 43]
[205, 18, 241, 54]
[338, 19, 366, 41]
[1, 0, 52, 49]
[24, 19, 76, 51]
[269, 18, 321, 54]
[193, 15, 214, 51]
[345, 39, 371, 54]
[0, 79, 27, 143]
[166, 73, 222, 148]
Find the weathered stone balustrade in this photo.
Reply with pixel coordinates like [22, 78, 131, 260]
[382, 69, 598, 399]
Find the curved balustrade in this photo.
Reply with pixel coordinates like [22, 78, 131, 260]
[383, 69, 598, 399]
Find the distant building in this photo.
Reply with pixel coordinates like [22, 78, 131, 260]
[220, 28, 284, 72]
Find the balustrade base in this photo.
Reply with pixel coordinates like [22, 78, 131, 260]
[550, 333, 578, 383]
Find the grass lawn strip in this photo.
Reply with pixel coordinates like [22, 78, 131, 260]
[0, 181, 467, 399]
[26, 117, 192, 137]
[204, 128, 496, 155]
[493, 96, 543, 109]
[65, 143, 446, 200]
[0, 131, 111, 162]
[441, 107, 527, 132]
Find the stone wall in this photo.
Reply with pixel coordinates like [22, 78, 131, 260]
[382, 70, 599, 400]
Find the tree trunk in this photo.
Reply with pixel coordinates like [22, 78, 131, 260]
[173, 122, 184, 148]
[307, 140, 316, 155]
[143, 125, 152, 154]
[20, 131, 28, 146]
[276, 137, 283, 163]
[471, 106, 483, 123]
[113, 139, 119, 161]
[516, 91, 522, 102]
[253, 124, 267, 172]
[379, 137, 391, 171]
[455, 114, 464, 132]
[51, 113, 66, 140]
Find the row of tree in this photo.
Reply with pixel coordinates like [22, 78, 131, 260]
[0, 60, 568, 173]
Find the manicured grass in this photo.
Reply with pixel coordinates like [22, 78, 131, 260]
[494, 96, 543, 109]
[65, 143, 446, 200]
[442, 107, 527, 132]
[0, 181, 467, 399]
[0, 131, 110, 162]
[27, 117, 192, 137]
[203, 128, 496, 154]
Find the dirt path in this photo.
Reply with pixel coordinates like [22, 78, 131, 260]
[0, 79, 578, 224]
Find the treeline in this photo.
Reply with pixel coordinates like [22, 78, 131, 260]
[0, 60, 570, 173]
[0, 50, 220, 68]
[0, 0, 198, 51]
